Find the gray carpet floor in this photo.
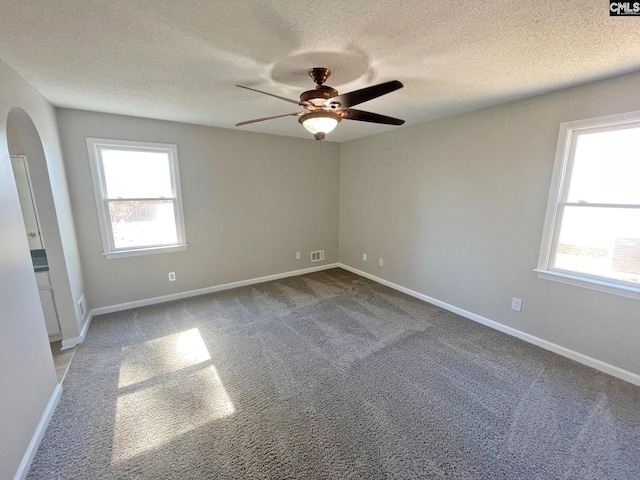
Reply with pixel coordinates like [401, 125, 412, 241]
[28, 268, 640, 479]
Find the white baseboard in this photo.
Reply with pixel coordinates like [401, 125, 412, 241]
[60, 308, 94, 350]
[338, 263, 640, 387]
[89, 263, 340, 318]
[13, 384, 62, 480]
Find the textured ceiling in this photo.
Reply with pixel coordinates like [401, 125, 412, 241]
[1, 1, 639, 143]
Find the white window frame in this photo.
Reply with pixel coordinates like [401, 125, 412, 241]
[536, 110, 640, 301]
[86, 138, 188, 259]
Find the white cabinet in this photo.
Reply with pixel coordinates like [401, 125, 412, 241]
[35, 272, 61, 338]
[35, 270, 50, 288]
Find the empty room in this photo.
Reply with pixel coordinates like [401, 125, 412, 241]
[1, 2, 639, 479]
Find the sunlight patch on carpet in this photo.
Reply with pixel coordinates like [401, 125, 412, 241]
[118, 328, 212, 388]
[112, 328, 234, 464]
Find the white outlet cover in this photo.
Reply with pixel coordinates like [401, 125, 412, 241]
[168, 272, 176, 281]
[296, 252, 301, 260]
[511, 297, 522, 312]
[77, 295, 86, 317]
[378, 258, 384, 267]
[363, 253, 367, 261]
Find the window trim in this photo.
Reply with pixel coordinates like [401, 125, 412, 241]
[536, 110, 640, 301]
[86, 138, 188, 259]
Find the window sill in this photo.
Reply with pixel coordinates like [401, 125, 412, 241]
[534, 269, 640, 301]
[103, 244, 188, 259]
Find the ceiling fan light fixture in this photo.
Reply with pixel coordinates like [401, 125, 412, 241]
[299, 111, 342, 138]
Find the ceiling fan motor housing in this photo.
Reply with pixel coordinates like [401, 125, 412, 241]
[300, 85, 339, 104]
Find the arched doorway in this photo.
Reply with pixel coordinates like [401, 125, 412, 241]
[6, 107, 75, 380]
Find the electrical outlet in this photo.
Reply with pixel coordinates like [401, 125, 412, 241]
[378, 258, 384, 267]
[77, 295, 86, 318]
[168, 272, 176, 282]
[296, 251, 301, 260]
[511, 297, 522, 312]
[363, 253, 367, 261]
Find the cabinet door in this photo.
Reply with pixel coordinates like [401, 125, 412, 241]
[39, 288, 61, 336]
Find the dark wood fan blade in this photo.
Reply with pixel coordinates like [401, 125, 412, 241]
[343, 108, 405, 125]
[327, 80, 403, 108]
[235, 112, 302, 126]
[236, 85, 301, 105]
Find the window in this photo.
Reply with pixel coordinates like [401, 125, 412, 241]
[87, 138, 187, 258]
[537, 111, 640, 300]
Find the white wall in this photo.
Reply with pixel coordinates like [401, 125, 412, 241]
[0, 60, 83, 480]
[340, 70, 640, 376]
[56, 109, 340, 310]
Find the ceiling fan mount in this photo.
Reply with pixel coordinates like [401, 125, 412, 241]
[235, 67, 405, 140]
[308, 67, 331, 86]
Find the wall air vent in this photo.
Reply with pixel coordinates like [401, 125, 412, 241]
[311, 250, 325, 262]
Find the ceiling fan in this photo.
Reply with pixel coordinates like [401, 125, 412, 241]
[235, 68, 405, 140]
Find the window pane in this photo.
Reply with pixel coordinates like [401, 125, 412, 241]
[101, 149, 173, 199]
[553, 206, 640, 284]
[109, 200, 178, 249]
[567, 126, 640, 204]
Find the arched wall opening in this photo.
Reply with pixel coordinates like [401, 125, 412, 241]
[6, 107, 80, 347]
